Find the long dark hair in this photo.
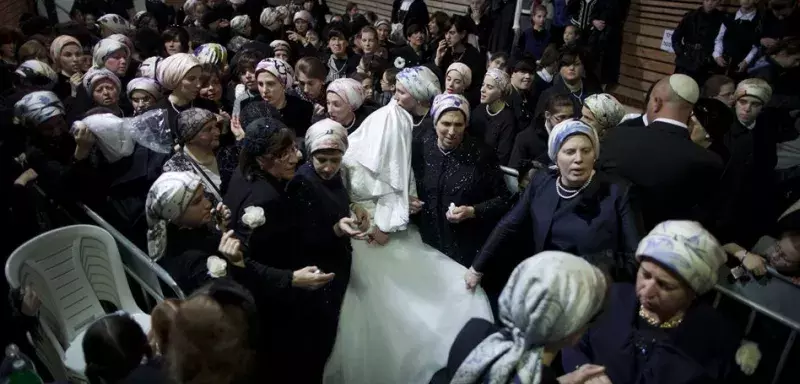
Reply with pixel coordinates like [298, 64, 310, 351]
[83, 312, 153, 384]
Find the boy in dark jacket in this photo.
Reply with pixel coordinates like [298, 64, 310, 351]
[672, 0, 724, 85]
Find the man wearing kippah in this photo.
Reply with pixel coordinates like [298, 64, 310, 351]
[596, 74, 724, 231]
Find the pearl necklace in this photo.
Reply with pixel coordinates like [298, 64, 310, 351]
[169, 98, 192, 114]
[344, 114, 356, 130]
[555, 172, 594, 199]
[486, 103, 503, 117]
[412, 114, 425, 127]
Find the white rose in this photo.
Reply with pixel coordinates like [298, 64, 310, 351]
[206, 256, 227, 278]
[242, 206, 266, 229]
[394, 57, 406, 69]
[735, 340, 761, 376]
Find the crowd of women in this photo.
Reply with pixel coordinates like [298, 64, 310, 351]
[1, 0, 800, 383]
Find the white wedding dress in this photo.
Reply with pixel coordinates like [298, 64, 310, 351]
[323, 102, 494, 384]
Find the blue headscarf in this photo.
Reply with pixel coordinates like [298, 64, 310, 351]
[547, 119, 599, 162]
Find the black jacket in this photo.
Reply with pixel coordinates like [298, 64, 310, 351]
[533, 75, 601, 119]
[671, 8, 724, 72]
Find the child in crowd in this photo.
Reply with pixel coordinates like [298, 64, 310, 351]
[378, 67, 398, 106]
[702, 74, 735, 107]
[350, 72, 376, 106]
[488, 52, 508, 71]
[513, 5, 551, 60]
[671, 0, 724, 85]
[712, 0, 760, 79]
[562, 25, 580, 50]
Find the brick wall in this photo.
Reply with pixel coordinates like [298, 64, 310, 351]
[0, 0, 30, 28]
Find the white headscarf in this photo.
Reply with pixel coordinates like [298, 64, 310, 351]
[305, 119, 349, 154]
[138, 56, 163, 79]
[636, 220, 726, 294]
[230, 15, 251, 35]
[83, 67, 122, 95]
[260, 7, 282, 29]
[735, 78, 772, 105]
[156, 53, 201, 90]
[97, 14, 132, 35]
[15, 60, 58, 86]
[127, 77, 163, 100]
[92, 38, 129, 68]
[14, 91, 64, 127]
[293, 10, 313, 25]
[146, 172, 203, 260]
[327, 78, 365, 110]
[396, 66, 441, 103]
[583, 93, 626, 131]
[452, 251, 607, 384]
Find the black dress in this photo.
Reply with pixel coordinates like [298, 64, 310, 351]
[469, 104, 517, 166]
[275, 94, 314, 138]
[286, 163, 353, 382]
[508, 86, 537, 131]
[411, 129, 511, 267]
[508, 116, 550, 169]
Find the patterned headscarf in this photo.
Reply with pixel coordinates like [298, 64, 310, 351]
[255, 58, 294, 89]
[194, 43, 228, 68]
[583, 93, 626, 131]
[446, 63, 473, 88]
[126, 77, 163, 100]
[452, 251, 607, 384]
[327, 78, 364, 110]
[431, 93, 470, 124]
[735, 78, 772, 105]
[50, 35, 81, 63]
[83, 67, 122, 95]
[260, 7, 281, 29]
[146, 172, 203, 260]
[230, 15, 251, 35]
[92, 38, 129, 68]
[176, 108, 216, 144]
[547, 119, 599, 162]
[14, 91, 64, 127]
[97, 14, 132, 35]
[156, 53, 201, 90]
[270, 40, 291, 55]
[484, 68, 511, 98]
[396, 66, 441, 103]
[15, 60, 58, 87]
[636, 220, 726, 294]
[305, 119, 349, 154]
[138, 56, 163, 79]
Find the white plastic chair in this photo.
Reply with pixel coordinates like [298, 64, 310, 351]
[5, 225, 151, 383]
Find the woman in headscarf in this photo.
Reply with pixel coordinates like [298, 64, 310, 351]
[137, 56, 162, 78]
[323, 66, 493, 384]
[562, 221, 742, 384]
[107, 33, 140, 82]
[50, 35, 83, 99]
[97, 14, 132, 37]
[193, 43, 228, 71]
[286, 119, 370, 382]
[394, 65, 441, 140]
[411, 93, 511, 267]
[269, 39, 292, 63]
[230, 15, 252, 38]
[581, 93, 626, 138]
[466, 119, 642, 290]
[65, 67, 128, 122]
[146, 171, 330, 295]
[153, 52, 220, 128]
[13, 60, 58, 90]
[257, 7, 285, 44]
[325, 77, 375, 134]
[247, 57, 314, 137]
[445, 62, 472, 97]
[431, 251, 609, 384]
[127, 77, 163, 116]
[92, 38, 130, 81]
[470, 68, 517, 165]
[163, 107, 239, 205]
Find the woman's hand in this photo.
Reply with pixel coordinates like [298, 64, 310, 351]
[14, 169, 38, 187]
[367, 229, 390, 245]
[212, 202, 232, 232]
[446, 205, 475, 223]
[20, 285, 41, 317]
[352, 204, 371, 232]
[435, 40, 448, 66]
[218, 230, 244, 265]
[334, 217, 364, 237]
[409, 196, 424, 215]
[742, 252, 768, 276]
[72, 122, 96, 160]
[558, 365, 608, 384]
[292, 266, 335, 290]
[464, 267, 483, 292]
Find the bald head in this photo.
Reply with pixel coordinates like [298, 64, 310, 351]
[646, 76, 697, 124]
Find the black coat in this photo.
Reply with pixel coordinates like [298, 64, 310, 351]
[392, 0, 429, 34]
[597, 120, 723, 230]
[533, 75, 602, 119]
[469, 104, 517, 166]
[411, 130, 512, 267]
[508, 86, 537, 131]
[430, 318, 561, 384]
[508, 116, 550, 169]
[671, 8, 724, 73]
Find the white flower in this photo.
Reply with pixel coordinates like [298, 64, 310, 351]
[242, 206, 266, 229]
[394, 57, 406, 69]
[234, 83, 247, 99]
[735, 340, 761, 375]
[206, 256, 227, 278]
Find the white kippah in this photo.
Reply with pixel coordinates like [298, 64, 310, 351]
[668, 74, 699, 104]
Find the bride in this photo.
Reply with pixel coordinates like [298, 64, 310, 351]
[323, 66, 494, 384]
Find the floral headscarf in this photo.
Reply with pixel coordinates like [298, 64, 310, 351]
[50, 35, 81, 63]
[83, 67, 122, 95]
[255, 58, 294, 89]
[305, 119, 349, 154]
[15, 60, 58, 87]
[92, 38, 129, 68]
[127, 77, 163, 100]
[446, 63, 472, 88]
[396, 66, 441, 103]
[97, 14, 132, 35]
[547, 119, 599, 162]
[156, 53, 201, 90]
[176, 108, 216, 144]
[327, 78, 365, 110]
[431, 93, 470, 124]
[452, 251, 607, 384]
[146, 172, 203, 260]
[138, 56, 163, 79]
[583, 93, 626, 131]
[485, 68, 511, 97]
[14, 91, 64, 127]
[194, 43, 228, 68]
[230, 15, 251, 35]
[260, 7, 281, 29]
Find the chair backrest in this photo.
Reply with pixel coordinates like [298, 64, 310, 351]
[5, 225, 143, 348]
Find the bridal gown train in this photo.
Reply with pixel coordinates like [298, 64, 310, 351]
[322, 101, 494, 384]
